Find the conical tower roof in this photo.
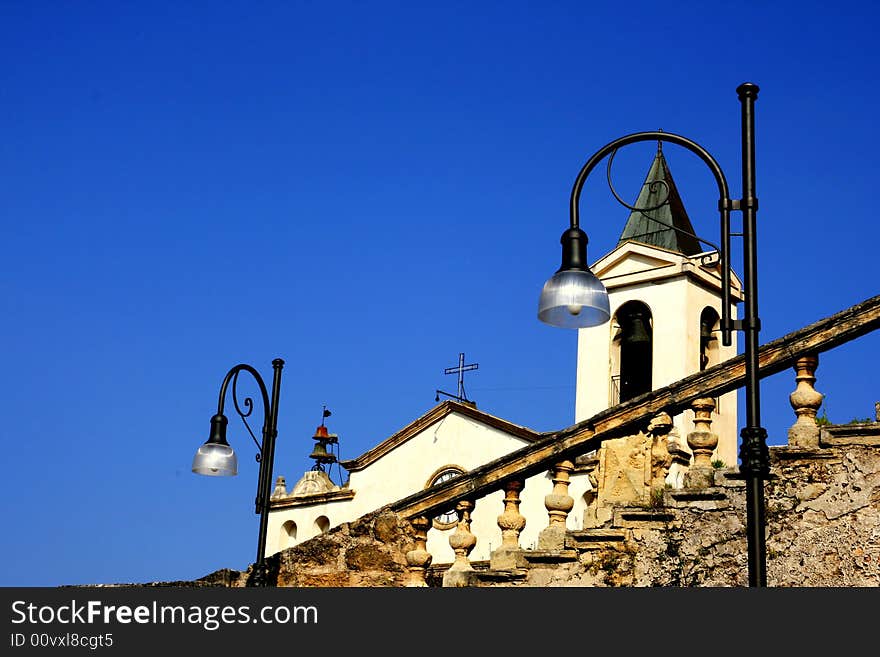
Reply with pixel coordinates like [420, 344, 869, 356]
[616, 144, 702, 256]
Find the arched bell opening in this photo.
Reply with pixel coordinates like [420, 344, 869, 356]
[611, 300, 653, 404]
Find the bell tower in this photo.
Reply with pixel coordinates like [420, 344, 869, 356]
[574, 143, 743, 468]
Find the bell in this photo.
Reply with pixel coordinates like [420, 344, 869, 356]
[621, 311, 650, 344]
[309, 442, 329, 460]
[700, 320, 713, 342]
[700, 317, 717, 354]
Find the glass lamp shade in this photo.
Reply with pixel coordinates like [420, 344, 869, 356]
[538, 268, 611, 329]
[192, 441, 238, 477]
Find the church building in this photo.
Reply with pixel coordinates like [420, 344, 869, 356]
[265, 143, 743, 564]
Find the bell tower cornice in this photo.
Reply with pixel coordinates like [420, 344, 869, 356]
[591, 240, 744, 301]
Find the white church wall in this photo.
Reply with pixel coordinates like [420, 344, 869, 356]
[266, 496, 349, 555]
[267, 410, 594, 563]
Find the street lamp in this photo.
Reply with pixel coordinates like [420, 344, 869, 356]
[191, 358, 284, 587]
[544, 82, 769, 587]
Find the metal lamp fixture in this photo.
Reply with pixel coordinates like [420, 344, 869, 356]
[538, 227, 611, 328]
[544, 83, 769, 587]
[192, 414, 237, 476]
[192, 358, 284, 587]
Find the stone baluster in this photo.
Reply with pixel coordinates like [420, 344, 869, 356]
[442, 499, 478, 587]
[538, 459, 574, 550]
[405, 516, 433, 587]
[581, 454, 604, 528]
[683, 397, 718, 488]
[491, 479, 526, 570]
[788, 354, 824, 448]
[664, 425, 690, 489]
[648, 411, 673, 500]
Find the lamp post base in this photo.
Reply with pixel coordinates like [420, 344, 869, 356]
[739, 425, 770, 587]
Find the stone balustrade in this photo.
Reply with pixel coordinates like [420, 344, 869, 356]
[185, 295, 877, 588]
[392, 344, 875, 586]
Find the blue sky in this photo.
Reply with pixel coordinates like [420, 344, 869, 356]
[2, 1, 879, 586]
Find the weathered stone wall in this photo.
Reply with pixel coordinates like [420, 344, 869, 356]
[259, 507, 414, 587]
[502, 442, 879, 587]
[199, 427, 880, 588]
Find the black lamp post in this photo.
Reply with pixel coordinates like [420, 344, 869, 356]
[191, 358, 284, 587]
[540, 83, 769, 587]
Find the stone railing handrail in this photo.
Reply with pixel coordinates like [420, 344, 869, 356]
[391, 293, 880, 521]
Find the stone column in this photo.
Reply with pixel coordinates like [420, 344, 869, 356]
[538, 460, 574, 550]
[405, 516, 433, 587]
[648, 411, 673, 500]
[788, 354, 824, 448]
[666, 426, 691, 489]
[491, 479, 526, 570]
[683, 398, 718, 489]
[442, 499, 479, 587]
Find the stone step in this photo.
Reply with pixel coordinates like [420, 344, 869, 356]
[565, 528, 627, 550]
[519, 549, 579, 566]
[613, 508, 677, 529]
[476, 569, 529, 585]
[668, 488, 730, 510]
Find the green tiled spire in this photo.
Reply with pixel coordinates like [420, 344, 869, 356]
[616, 143, 702, 256]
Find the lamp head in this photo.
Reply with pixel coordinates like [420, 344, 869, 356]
[192, 413, 238, 477]
[538, 227, 610, 329]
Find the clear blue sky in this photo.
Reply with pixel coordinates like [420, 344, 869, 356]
[2, 1, 879, 587]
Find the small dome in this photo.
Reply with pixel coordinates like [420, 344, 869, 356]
[290, 470, 338, 496]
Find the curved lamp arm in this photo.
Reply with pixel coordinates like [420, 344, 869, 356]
[567, 130, 736, 346]
[217, 364, 272, 430]
[215, 364, 276, 515]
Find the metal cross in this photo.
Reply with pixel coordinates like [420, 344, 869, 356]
[443, 352, 478, 402]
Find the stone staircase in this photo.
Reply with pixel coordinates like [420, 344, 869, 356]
[183, 294, 880, 587]
[188, 423, 880, 587]
[423, 477, 742, 587]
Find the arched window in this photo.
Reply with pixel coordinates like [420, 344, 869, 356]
[425, 465, 466, 530]
[315, 516, 330, 534]
[280, 520, 297, 548]
[613, 301, 653, 403]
